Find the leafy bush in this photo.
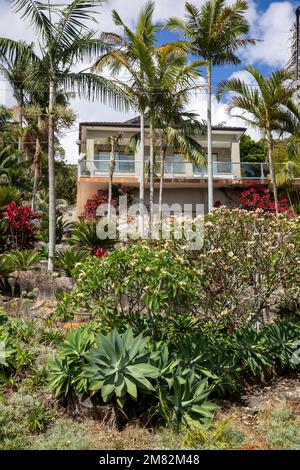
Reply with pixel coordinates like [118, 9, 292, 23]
[263, 319, 300, 369]
[6, 249, 41, 271]
[0, 218, 10, 253]
[3, 201, 40, 249]
[239, 183, 290, 213]
[0, 185, 21, 209]
[54, 248, 87, 277]
[189, 208, 300, 324]
[57, 244, 202, 333]
[41, 214, 74, 244]
[68, 220, 114, 253]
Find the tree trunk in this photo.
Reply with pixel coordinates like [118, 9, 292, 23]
[139, 112, 145, 236]
[158, 146, 166, 225]
[32, 136, 41, 211]
[18, 98, 23, 162]
[267, 134, 279, 215]
[47, 79, 56, 272]
[149, 119, 155, 239]
[207, 61, 213, 212]
[108, 141, 115, 221]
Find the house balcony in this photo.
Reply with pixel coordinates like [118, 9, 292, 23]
[78, 158, 300, 186]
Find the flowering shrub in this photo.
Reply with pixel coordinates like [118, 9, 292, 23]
[83, 185, 137, 220]
[57, 243, 202, 333]
[239, 183, 290, 214]
[3, 201, 40, 250]
[189, 207, 300, 325]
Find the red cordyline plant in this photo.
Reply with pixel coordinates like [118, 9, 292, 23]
[3, 201, 40, 250]
[239, 183, 291, 214]
[84, 193, 117, 220]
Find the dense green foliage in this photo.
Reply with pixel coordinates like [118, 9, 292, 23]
[239, 134, 266, 162]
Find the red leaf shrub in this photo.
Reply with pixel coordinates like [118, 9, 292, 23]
[239, 183, 290, 214]
[83, 185, 136, 220]
[3, 201, 40, 249]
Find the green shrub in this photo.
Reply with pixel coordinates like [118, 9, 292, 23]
[6, 249, 41, 271]
[54, 248, 87, 277]
[68, 220, 114, 252]
[189, 208, 300, 325]
[57, 244, 202, 334]
[263, 318, 300, 369]
[0, 185, 21, 209]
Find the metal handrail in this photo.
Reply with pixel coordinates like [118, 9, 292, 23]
[78, 159, 291, 180]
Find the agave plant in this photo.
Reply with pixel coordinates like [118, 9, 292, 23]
[233, 326, 272, 379]
[54, 248, 87, 277]
[160, 370, 218, 428]
[6, 250, 41, 271]
[48, 328, 95, 396]
[85, 328, 159, 407]
[263, 319, 300, 369]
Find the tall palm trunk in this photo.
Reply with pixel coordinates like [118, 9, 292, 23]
[32, 137, 41, 211]
[267, 134, 279, 215]
[206, 61, 213, 212]
[108, 140, 115, 221]
[32, 115, 43, 210]
[47, 78, 56, 272]
[139, 112, 145, 236]
[158, 143, 167, 225]
[18, 97, 23, 161]
[149, 118, 155, 238]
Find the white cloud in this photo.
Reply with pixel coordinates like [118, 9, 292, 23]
[242, 1, 294, 67]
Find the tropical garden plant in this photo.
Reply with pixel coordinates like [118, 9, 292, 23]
[217, 67, 300, 214]
[166, 0, 255, 211]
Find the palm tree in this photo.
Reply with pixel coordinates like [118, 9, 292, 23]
[154, 111, 206, 223]
[5, 0, 129, 271]
[105, 133, 123, 220]
[91, 1, 160, 235]
[217, 67, 300, 214]
[273, 137, 300, 210]
[139, 45, 203, 233]
[165, 0, 255, 212]
[0, 40, 38, 157]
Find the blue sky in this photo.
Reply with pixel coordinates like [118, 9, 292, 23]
[0, 0, 297, 160]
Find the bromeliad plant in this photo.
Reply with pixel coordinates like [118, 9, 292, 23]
[85, 328, 159, 407]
